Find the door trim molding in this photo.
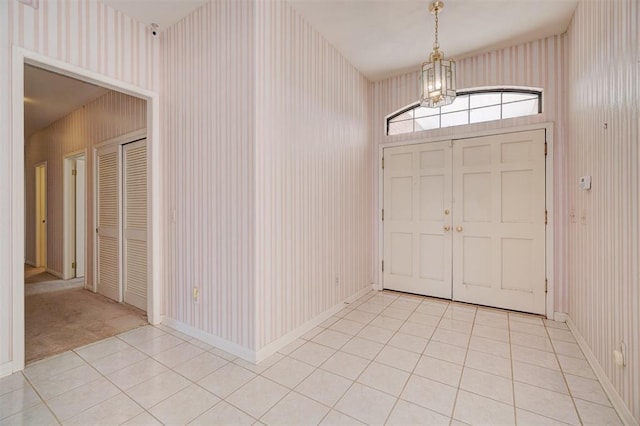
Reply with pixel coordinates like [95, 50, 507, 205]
[63, 150, 87, 281]
[378, 122, 555, 318]
[10, 47, 162, 374]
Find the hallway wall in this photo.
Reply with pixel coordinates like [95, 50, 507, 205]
[25, 90, 147, 283]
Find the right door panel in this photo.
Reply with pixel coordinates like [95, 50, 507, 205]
[452, 129, 546, 314]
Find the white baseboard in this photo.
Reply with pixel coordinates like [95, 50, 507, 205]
[565, 316, 638, 426]
[46, 268, 64, 279]
[161, 317, 256, 362]
[0, 361, 14, 378]
[254, 286, 372, 363]
[553, 311, 568, 322]
[371, 282, 382, 291]
[161, 286, 373, 364]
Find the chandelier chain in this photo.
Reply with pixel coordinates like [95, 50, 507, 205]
[434, 7, 439, 49]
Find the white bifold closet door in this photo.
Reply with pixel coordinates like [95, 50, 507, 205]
[96, 145, 120, 301]
[122, 139, 148, 311]
[383, 129, 546, 314]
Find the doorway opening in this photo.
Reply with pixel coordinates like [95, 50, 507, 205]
[381, 127, 554, 316]
[64, 153, 86, 280]
[12, 49, 160, 370]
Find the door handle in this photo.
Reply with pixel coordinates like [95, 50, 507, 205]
[456, 225, 463, 232]
[443, 225, 451, 232]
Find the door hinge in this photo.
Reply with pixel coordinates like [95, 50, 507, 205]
[544, 209, 548, 225]
[382, 260, 384, 272]
[382, 157, 385, 170]
[72, 262, 76, 269]
[545, 278, 548, 293]
[544, 142, 548, 157]
[382, 209, 384, 221]
[72, 169, 77, 176]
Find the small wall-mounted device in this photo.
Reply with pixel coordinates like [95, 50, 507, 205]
[579, 176, 591, 190]
[150, 23, 159, 36]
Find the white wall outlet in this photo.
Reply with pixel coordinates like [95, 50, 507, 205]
[579, 175, 591, 190]
[613, 341, 627, 367]
[192, 287, 199, 302]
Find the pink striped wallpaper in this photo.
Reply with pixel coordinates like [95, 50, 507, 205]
[0, 0, 157, 367]
[370, 35, 569, 313]
[565, 0, 639, 420]
[254, 0, 371, 349]
[161, 0, 371, 351]
[25, 91, 147, 282]
[161, 0, 256, 349]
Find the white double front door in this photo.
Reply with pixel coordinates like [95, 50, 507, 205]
[383, 129, 546, 314]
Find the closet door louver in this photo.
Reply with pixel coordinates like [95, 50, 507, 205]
[123, 139, 148, 311]
[96, 145, 120, 301]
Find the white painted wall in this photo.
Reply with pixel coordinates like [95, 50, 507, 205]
[565, 0, 639, 421]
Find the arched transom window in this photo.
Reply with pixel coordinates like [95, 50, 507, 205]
[386, 88, 542, 136]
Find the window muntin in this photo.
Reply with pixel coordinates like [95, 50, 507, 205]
[387, 89, 542, 136]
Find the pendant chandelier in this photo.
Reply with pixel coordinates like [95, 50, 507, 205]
[420, 0, 456, 108]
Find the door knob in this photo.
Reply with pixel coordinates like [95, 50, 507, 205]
[444, 209, 450, 215]
[456, 225, 463, 232]
[444, 225, 451, 232]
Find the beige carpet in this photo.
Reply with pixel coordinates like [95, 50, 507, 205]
[26, 287, 148, 363]
[24, 266, 60, 284]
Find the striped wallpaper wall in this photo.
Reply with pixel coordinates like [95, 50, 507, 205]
[161, 0, 371, 351]
[370, 35, 570, 313]
[565, 0, 639, 421]
[25, 91, 147, 282]
[254, 0, 371, 349]
[0, 0, 157, 367]
[161, 0, 256, 349]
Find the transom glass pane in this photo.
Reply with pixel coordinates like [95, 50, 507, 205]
[386, 89, 541, 136]
[470, 93, 502, 108]
[470, 105, 501, 123]
[502, 99, 539, 119]
[440, 95, 469, 113]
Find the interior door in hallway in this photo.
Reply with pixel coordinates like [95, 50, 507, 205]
[383, 141, 453, 299]
[96, 145, 120, 302]
[452, 130, 546, 314]
[122, 139, 148, 311]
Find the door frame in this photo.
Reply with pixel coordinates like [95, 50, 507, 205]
[10, 47, 162, 373]
[378, 122, 555, 318]
[34, 161, 47, 269]
[63, 150, 87, 281]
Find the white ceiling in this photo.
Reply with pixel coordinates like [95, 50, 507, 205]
[101, 0, 207, 31]
[288, 0, 579, 80]
[24, 65, 110, 137]
[25, 0, 579, 135]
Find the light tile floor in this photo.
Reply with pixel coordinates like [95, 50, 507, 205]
[0, 291, 623, 425]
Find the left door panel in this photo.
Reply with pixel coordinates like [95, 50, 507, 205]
[96, 145, 120, 301]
